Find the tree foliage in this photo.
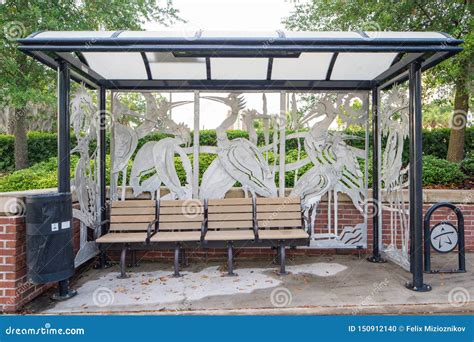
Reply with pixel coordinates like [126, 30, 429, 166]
[0, 0, 181, 168]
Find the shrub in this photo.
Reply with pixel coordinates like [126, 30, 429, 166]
[422, 155, 466, 187]
[1, 128, 473, 172]
[460, 152, 474, 177]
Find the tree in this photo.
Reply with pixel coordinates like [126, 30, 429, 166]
[284, 0, 472, 161]
[0, 0, 181, 169]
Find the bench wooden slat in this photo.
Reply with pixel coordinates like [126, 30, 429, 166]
[111, 207, 155, 215]
[159, 206, 204, 215]
[159, 222, 202, 230]
[207, 205, 253, 213]
[258, 219, 302, 228]
[258, 229, 308, 240]
[96, 232, 147, 243]
[111, 215, 155, 223]
[151, 231, 201, 242]
[205, 230, 255, 241]
[112, 200, 155, 208]
[159, 214, 204, 222]
[110, 223, 150, 231]
[208, 220, 253, 229]
[257, 211, 301, 221]
[257, 204, 301, 213]
[159, 199, 204, 207]
[256, 197, 300, 205]
[208, 198, 253, 206]
[208, 213, 253, 221]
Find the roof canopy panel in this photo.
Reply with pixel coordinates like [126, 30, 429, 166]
[18, 30, 463, 90]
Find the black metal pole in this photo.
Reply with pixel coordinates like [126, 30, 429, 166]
[54, 59, 77, 300]
[406, 61, 431, 292]
[99, 86, 107, 236]
[97, 86, 110, 269]
[368, 87, 385, 263]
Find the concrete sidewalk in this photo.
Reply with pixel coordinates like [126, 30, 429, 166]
[26, 254, 474, 315]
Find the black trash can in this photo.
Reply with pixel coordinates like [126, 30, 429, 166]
[26, 192, 74, 284]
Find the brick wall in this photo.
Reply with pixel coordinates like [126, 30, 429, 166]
[0, 216, 80, 313]
[0, 194, 473, 312]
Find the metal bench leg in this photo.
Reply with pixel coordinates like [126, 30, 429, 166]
[273, 246, 280, 265]
[118, 246, 130, 279]
[173, 244, 182, 278]
[180, 248, 189, 267]
[278, 243, 288, 276]
[128, 250, 139, 267]
[226, 242, 237, 276]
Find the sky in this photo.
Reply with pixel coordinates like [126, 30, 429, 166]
[143, 0, 298, 129]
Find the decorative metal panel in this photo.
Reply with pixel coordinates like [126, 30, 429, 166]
[108, 91, 369, 249]
[379, 86, 410, 269]
[70, 86, 100, 267]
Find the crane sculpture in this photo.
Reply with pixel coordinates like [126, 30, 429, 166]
[200, 93, 277, 199]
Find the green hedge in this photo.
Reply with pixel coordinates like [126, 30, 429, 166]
[1, 128, 473, 172]
[0, 152, 467, 192]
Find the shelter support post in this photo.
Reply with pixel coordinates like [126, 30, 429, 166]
[98, 86, 109, 268]
[53, 60, 77, 300]
[406, 61, 431, 292]
[279, 91, 286, 197]
[193, 91, 200, 199]
[367, 87, 386, 263]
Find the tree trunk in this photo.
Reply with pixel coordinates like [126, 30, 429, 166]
[446, 79, 469, 162]
[13, 107, 28, 170]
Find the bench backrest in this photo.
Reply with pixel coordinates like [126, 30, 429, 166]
[207, 198, 254, 231]
[256, 197, 303, 230]
[158, 199, 204, 232]
[110, 200, 156, 233]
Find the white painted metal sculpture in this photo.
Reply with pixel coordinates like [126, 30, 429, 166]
[112, 93, 191, 200]
[379, 86, 410, 269]
[70, 86, 100, 267]
[291, 93, 369, 248]
[200, 93, 277, 199]
[108, 90, 370, 249]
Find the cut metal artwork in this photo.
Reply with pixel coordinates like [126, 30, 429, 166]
[108, 91, 369, 249]
[70, 86, 100, 267]
[379, 86, 410, 269]
[290, 93, 369, 248]
[111, 93, 192, 200]
[199, 93, 277, 199]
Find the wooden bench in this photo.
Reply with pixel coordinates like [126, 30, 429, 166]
[147, 199, 205, 277]
[96, 200, 156, 278]
[96, 197, 308, 277]
[255, 197, 309, 274]
[203, 198, 257, 275]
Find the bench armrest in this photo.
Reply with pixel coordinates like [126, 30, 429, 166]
[146, 218, 160, 243]
[200, 218, 208, 244]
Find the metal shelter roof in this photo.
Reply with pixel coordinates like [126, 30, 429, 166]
[17, 30, 463, 90]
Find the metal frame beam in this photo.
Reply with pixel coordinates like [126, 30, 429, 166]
[406, 61, 431, 292]
[56, 60, 77, 299]
[367, 87, 385, 264]
[103, 79, 375, 91]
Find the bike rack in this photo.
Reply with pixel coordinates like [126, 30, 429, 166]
[424, 202, 466, 273]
